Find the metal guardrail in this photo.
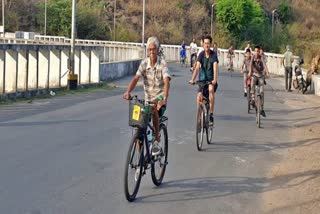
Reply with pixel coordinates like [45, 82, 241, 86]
[1, 35, 319, 96]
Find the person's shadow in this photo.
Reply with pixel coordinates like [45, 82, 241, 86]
[135, 169, 320, 203]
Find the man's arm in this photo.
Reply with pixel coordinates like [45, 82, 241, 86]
[163, 77, 170, 101]
[213, 62, 218, 84]
[157, 76, 170, 110]
[263, 60, 270, 76]
[123, 75, 140, 100]
[248, 58, 253, 77]
[240, 61, 245, 73]
[190, 61, 200, 83]
[282, 53, 286, 67]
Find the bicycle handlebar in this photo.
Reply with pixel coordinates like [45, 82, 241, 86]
[188, 80, 215, 86]
[251, 74, 266, 79]
[129, 95, 157, 106]
[195, 80, 212, 85]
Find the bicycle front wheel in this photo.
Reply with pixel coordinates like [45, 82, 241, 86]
[196, 105, 205, 151]
[151, 124, 168, 186]
[124, 131, 144, 202]
[206, 122, 214, 144]
[256, 96, 261, 128]
[247, 87, 251, 114]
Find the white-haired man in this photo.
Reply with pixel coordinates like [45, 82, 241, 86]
[123, 36, 171, 156]
[282, 45, 294, 92]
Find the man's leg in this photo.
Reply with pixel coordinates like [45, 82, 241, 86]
[243, 73, 248, 96]
[250, 76, 257, 102]
[151, 107, 161, 155]
[285, 68, 289, 90]
[209, 84, 215, 124]
[288, 67, 293, 91]
[190, 54, 193, 68]
[197, 92, 203, 107]
[259, 77, 266, 117]
[196, 92, 203, 132]
[152, 107, 160, 142]
[209, 85, 215, 113]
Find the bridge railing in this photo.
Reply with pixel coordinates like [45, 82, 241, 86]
[0, 44, 102, 95]
[0, 37, 143, 63]
[1, 36, 319, 96]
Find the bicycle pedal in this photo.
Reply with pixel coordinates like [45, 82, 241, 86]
[160, 161, 168, 167]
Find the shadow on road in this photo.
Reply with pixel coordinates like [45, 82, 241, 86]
[136, 169, 320, 203]
[201, 137, 320, 153]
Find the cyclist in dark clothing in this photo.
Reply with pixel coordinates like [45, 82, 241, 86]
[248, 45, 270, 117]
[189, 35, 219, 125]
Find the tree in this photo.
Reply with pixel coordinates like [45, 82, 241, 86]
[277, 1, 293, 25]
[37, 0, 72, 37]
[215, 0, 265, 44]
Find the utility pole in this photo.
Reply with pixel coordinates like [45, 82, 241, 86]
[142, 0, 145, 46]
[113, 0, 116, 41]
[68, 0, 77, 90]
[2, 0, 4, 37]
[210, 4, 216, 39]
[142, 0, 146, 57]
[272, 9, 277, 48]
[45, 0, 47, 35]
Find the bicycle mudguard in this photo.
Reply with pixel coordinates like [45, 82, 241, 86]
[160, 116, 168, 123]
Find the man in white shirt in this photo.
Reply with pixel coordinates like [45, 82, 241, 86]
[189, 38, 198, 70]
[244, 43, 252, 53]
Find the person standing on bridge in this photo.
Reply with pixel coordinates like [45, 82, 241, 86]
[282, 45, 294, 92]
[241, 48, 252, 97]
[123, 36, 171, 156]
[189, 38, 198, 71]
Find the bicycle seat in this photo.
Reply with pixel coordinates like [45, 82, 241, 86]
[160, 116, 168, 123]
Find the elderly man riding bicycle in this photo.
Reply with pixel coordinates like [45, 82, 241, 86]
[123, 36, 171, 156]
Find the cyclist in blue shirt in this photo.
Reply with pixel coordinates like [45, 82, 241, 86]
[180, 41, 187, 64]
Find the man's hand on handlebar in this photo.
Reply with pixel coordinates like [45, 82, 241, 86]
[123, 91, 131, 100]
[189, 80, 195, 85]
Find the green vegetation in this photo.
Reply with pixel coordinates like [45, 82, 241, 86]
[2, 0, 319, 64]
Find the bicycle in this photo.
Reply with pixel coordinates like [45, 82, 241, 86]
[124, 96, 168, 202]
[251, 75, 265, 128]
[192, 81, 214, 151]
[227, 55, 234, 76]
[246, 77, 252, 114]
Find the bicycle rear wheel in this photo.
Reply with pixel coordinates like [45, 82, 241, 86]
[151, 124, 168, 186]
[124, 132, 144, 202]
[196, 105, 205, 151]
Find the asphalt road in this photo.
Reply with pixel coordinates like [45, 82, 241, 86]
[0, 63, 302, 214]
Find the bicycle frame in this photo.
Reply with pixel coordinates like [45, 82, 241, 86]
[134, 108, 168, 172]
[252, 75, 265, 128]
[196, 81, 212, 126]
[125, 95, 169, 201]
[253, 75, 265, 103]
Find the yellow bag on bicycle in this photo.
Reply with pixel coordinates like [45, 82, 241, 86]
[129, 100, 150, 129]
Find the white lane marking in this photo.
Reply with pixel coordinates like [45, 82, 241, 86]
[234, 156, 247, 163]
